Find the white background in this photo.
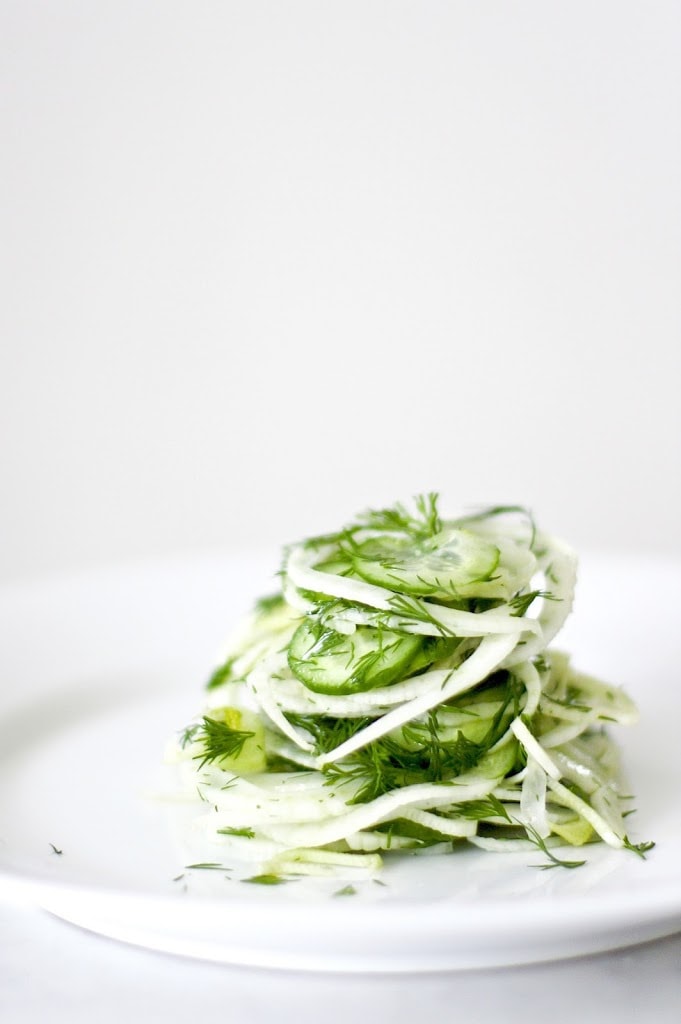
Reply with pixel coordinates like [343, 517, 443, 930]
[1, 0, 680, 582]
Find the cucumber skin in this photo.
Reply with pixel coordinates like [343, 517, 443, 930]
[287, 622, 459, 696]
[349, 528, 501, 600]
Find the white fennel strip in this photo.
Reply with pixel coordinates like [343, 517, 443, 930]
[265, 849, 383, 878]
[547, 777, 624, 848]
[317, 633, 519, 767]
[323, 601, 533, 639]
[285, 544, 394, 608]
[510, 717, 562, 779]
[246, 655, 315, 752]
[551, 739, 618, 794]
[286, 544, 536, 638]
[399, 807, 478, 838]
[261, 775, 499, 849]
[513, 659, 542, 718]
[519, 756, 550, 838]
[268, 657, 472, 717]
[281, 576, 317, 615]
[505, 535, 577, 667]
[538, 717, 602, 749]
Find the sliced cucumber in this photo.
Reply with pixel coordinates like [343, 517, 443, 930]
[350, 527, 501, 600]
[401, 634, 463, 675]
[288, 619, 425, 695]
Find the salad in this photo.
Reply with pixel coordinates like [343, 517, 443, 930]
[165, 496, 650, 878]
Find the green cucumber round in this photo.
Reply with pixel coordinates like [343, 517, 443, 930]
[350, 527, 501, 600]
[288, 619, 424, 695]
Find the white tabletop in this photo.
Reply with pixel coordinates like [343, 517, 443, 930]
[2, 903, 679, 1024]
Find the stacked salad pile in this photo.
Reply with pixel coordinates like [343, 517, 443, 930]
[166, 497, 649, 877]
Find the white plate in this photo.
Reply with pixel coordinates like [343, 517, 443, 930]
[1, 550, 680, 972]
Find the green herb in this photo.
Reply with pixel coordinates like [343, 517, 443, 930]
[623, 837, 655, 858]
[187, 715, 255, 770]
[217, 826, 256, 838]
[185, 862, 231, 871]
[355, 493, 443, 540]
[509, 590, 555, 617]
[254, 593, 285, 614]
[333, 884, 357, 896]
[457, 795, 511, 822]
[205, 658, 237, 691]
[285, 712, 372, 754]
[323, 679, 520, 804]
[242, 873, 289, 885]
[524, 825, 587, 870]
[544, 693, 592, 712]
[385, 593, 456, 637]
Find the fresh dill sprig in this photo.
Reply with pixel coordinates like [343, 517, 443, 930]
[333, 884, 357, 896]
[385, 592, 456, 637]
[355, 493, 442, 539]
[509, 590, 555, 617]
[242, 873, 290, 885]
[284, 712, 373, 754]
[414, 493, 443, 536]
[185, 862, 232, 871]
[524, 824, 587, 869]
[254, 592, 285, 614]
[457, 795, 512, 822]
[184, 715, 255, 770]
[323, 678, 521, 804]
[205, 657, 237, 691]
[623, 836, 655, 858]
[543, 693, 592, 713]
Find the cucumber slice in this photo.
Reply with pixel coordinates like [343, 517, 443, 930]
[350, 527, 501, 600]
[402, 634, 463, 675]
[288, 619, 425, 695]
